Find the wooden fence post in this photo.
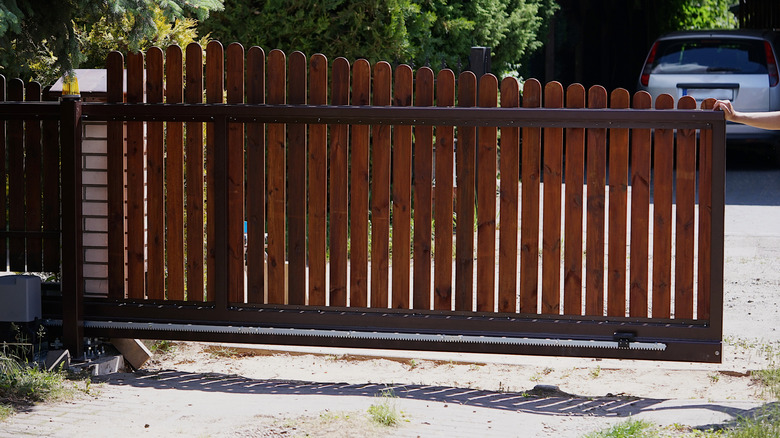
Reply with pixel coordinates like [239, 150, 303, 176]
[61, 96, 84, 357]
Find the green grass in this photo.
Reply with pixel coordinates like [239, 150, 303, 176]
[0, 403, 12, 421]
[583, 406, 780, 438]
[724, 407, 780, 438]
[149, 340, 176, 355]
[753, 367, 780, 399]
[367, 389, 403, 427]
[0, 352, 72, 421]
[582, 418, 657, 438]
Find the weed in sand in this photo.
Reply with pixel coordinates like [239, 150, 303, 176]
[590, 366, 602, 379]
[0, 351, 79, 420]
[724, 406, 780, 438]
[368, 389, 404, 427]
[709, 373, 720, 383]
[149, 340, 176, 355]
[753, 367, 780, 399]
[0, 353, 66, 403]
[583, 418, 656, 437]
[205, 346, 244, 359]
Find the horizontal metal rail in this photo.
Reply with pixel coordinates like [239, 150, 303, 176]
[80, 103, 726, 129]
[44, 319, 667, 351]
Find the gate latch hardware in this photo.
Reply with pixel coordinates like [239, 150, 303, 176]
[613, 331, 636, 349]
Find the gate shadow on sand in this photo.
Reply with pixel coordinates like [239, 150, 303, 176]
[101, 369, 771, 424]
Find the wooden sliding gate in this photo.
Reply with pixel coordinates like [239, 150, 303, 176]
[2, 41, 726, 362]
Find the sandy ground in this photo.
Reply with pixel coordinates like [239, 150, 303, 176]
[2, 234, 778, 437]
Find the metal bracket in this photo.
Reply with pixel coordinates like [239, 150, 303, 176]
[613, 331, 636, 349]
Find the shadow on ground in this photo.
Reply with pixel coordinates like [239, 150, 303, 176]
[102, 369, 772, 424]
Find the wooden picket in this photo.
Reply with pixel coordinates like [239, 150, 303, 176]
[455, 71, 476, 312]
[497, 77, 520, 313]
[519, 79, 541, 314]
[563, 84, 585, 315]
[585, 86, 607, 316]
[653, 94, 675, 318]
[542, 81, 563, 315]
[433, 70, 455, 311]
[165, 45, 185, 301]
[629, 91, 652, 317]
[370, 61, 391, 308]
[350, 58, 370, 308]
[184, 43, 205, 302]
[476, 74, 497, 312]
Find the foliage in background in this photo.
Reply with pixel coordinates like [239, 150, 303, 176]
[652, 0, 739, 34]
[0, 0, 223, 84]
[200, 0, 557, 77]
[676, 0, 738, 30]
[77, 6, 209, 81]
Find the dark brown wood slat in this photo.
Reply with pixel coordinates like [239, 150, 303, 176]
[24, 82, 42, 272]
[329, 57, 350, 307]
[370, 62, 392, 308]
[675, 95, 697, 319]
[629, 91, 652, 318]
[541, 81, 564, 315]
[433, 69, 455, 311]
[0, 75, 5, 270]
[41, 92, 59, 272]
[146, 47, 165, 300]
[698, 98, 715, 320]
[106, 51, 126, 299]
[476, 74, 498, 313]
[455, 71, 476, 312]
[267, 49, 287, 305]
[246, 46, 266, 304]
[226, 43, 246, 304]
[308, 54, 328, 306]
[607, 88, 630, 317]
[349, 58, 370, 308]
[413, 67, 434, 310]
[652, 94, 675, 319]
[392, 64, 413, 310]
[288, 51, 308, 306]
[205, 41, 224, 302]
[498, 77, 520, 313]
[563, 83, 586, 315]
[519, 78, 541, 314]
[185, 43, 205, 301]
[585, 85, 607, 316]
[7, 79, 24, 271]
[126, 51, 146, 300]
[165, 45, 185, 301]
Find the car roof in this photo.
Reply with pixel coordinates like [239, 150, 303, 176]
[656, 29, 779, 42]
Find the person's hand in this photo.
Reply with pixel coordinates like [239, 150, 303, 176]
[713, 99, 736, 121]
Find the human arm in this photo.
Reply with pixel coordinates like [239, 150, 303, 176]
[713, 100, 780, 130]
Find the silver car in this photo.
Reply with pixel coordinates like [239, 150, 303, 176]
[638, 29, 780, 152]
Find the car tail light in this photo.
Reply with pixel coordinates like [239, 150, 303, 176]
[765, 41, 779, 87]
[640, 42, 658, 87]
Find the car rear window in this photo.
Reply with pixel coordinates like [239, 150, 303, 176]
[651, 38, 768, 74]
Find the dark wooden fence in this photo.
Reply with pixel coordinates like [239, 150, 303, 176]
[0, 41, 726, 362]
[0, 79, 62, 273]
